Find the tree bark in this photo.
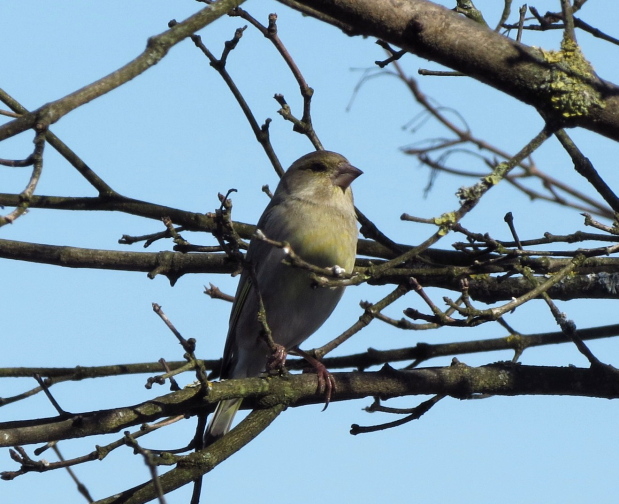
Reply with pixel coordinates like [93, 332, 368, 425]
[280, 0, 619, 141]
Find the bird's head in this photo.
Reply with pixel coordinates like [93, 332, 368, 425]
[279, 151, 362, 202]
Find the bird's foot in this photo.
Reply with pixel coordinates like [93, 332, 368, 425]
[292, 347, 335, 410]
[266, 343, 288, 374]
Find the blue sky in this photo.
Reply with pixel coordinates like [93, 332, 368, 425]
[2, 1, 619, 503]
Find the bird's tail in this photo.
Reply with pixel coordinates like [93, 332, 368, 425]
[203, 398, 243, 446]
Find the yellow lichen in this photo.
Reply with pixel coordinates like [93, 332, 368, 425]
[469, 273, 491, 280]
[484, 171, 504, 186]
[537, 37, 604, 118]
[433, 212, 457, 236]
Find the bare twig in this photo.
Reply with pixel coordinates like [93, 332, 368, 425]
[152, 304, 209, 388]
[0, 127, 46, 227]
[232, 9, 323, 150]
[351, 394, 445, 434]
[555, 129, 619, 214]
[517, 4, 527, 42]
[182, 20, 284, 176]
[0, 2, 245, 142]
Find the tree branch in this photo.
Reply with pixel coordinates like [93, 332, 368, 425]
[0, 0, 246, 142]
[3, 363, 619, 448]
[279, 0, 619, 141]
[94, 405, 285, 504]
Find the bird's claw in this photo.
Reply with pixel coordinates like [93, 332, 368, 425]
[294, 347, 335, 410]
[266, 343, 288, 373]
[314, 362, 336, 411]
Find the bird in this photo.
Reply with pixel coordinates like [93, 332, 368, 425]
[204, 150, 362, 445]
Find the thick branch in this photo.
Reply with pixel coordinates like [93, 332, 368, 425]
[0, 239, 234, 283]
[95, 405, 284, 504]
[0, 193, 243, 233]
[280, 0, 619, 141]
[2, 237, 619, 299]
[3, 363, 618, 447]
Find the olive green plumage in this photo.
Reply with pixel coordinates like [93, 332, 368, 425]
[204, 151, 362, 444]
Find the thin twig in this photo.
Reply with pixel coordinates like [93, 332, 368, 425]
[51, 444, 94, 503]
[152, 304, 209, 388]
[351, 394, 445, 434]
[232, 9, 323, 150]
[0, 127, 46, 226]
[316, 282, 412, 358]
[517, 4, 527, 42]
[0, 3, 245, 142]
[181, 20, 284, 176]
[503, 212, 523, 249]
[555, 129, 619, 214]
[33, 374, 67, 416]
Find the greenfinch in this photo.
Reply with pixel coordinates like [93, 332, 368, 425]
[204, 150, 362, 444]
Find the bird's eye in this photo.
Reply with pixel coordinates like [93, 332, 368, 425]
[306, 162, 327, 172]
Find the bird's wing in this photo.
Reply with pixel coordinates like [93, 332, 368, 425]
[218, 199, 288, 378]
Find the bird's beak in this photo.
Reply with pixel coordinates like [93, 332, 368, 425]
[333, 163, 363, 189]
